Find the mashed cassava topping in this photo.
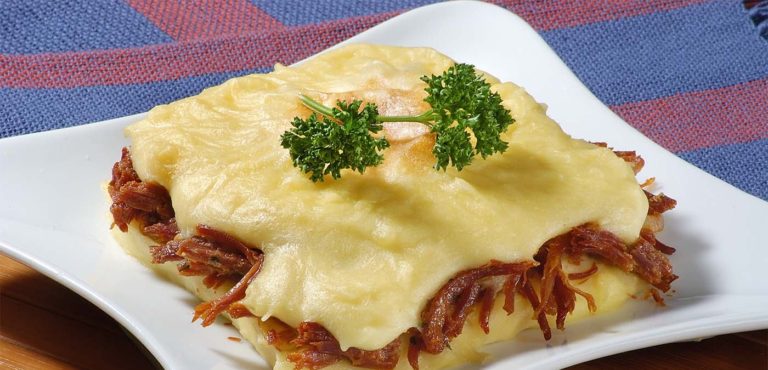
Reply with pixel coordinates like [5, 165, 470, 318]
[109, 44, 677, 370]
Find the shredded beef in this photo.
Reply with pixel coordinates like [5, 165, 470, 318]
[109, 147, 177, 243]
[176, 236, 253, 276]
[442, 280, 483, 339]
[193, 252, 264, 326]
[630, 239, 677, 291]
[115, 181, 173, 217]
[408, 217, 677, 367]
[264, 319, 299, 348]
[110, 147, 140, 187]
[645, 190, 677, 215]
[287, 322, 401, 370]
[227, 303, 256, 319]
[542, 238, 597, 325]
[181, 225, 265, 327]
[142, 219, 178, 244]
[406, 328, 425, 370]
[614, 150, 645, 174]
[567, 262, 598, 280]
[419, 260, 536, 354]
[640, 228, 676, 255]
[650, 289, 665, 306]
[520, 272, 551, 340]
[535, 237, 596, 331]
[568, 223, 678, 292]
[654, 238, 676, 255]
[344, 340, 401, 370]
[148, 226, 258, 290]
[109, 149, 266, 324]
[109, 146, 680, 370]
[150, 240, 184, 264]
[478, 288, 495, 334]
[640, 177, 655, 189]
[502, 271, 525, 314]
[569, 224, 635, 271]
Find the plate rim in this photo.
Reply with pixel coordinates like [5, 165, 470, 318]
[1, 1, 766, 370]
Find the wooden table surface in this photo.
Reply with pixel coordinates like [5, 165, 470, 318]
[1, 253, 765, 370]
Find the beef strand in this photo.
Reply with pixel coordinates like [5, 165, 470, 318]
[287, 322, 401, 370]
[645, 190, 677, 215]
[142, 219, 179, 244]
[420, 260, 536, 354]
[568, 223, 678, 292]
[108, 147, 176, 243]
[567, 262, 598, 280]
[193, 252, 264, 327]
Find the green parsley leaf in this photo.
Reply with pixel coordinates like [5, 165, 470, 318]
[422, 63, 514, 170]
[280, 99, 389, 182]
[282, 63, 514, 182]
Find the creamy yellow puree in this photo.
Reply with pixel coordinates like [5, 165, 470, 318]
[123, 44, 648, 358]
[113, 224, 642, 370]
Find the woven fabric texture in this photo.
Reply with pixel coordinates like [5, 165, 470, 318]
[0, 0, 765, 200]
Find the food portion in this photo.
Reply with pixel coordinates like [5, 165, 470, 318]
[108, 44, 678, 370]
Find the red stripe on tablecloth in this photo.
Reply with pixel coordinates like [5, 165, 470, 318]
[493, 0, 712, 31]
[125, 0, 284, 41]
[611, 77, 768, 152]
[0, 12, 395, 89]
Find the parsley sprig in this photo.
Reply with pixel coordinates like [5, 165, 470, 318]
[280, 63, 514, 182]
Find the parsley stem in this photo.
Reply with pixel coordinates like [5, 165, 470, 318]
[376, 110, 435, 124]
[299, 94, 335, 117]
[300, 94, 435, 125]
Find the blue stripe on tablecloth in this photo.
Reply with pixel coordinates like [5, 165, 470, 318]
[678, 139, 768, 201]
[250, 0, 440, 26]
[0, 68, 268, 138]
[0, 0, 172, 54]
[540, 0, 768, 106]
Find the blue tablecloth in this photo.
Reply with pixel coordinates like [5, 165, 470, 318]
[1, 0, 766, 200]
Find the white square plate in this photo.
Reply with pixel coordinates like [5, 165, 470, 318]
[1, 2, 766, 369]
